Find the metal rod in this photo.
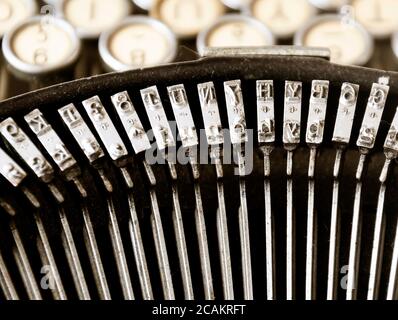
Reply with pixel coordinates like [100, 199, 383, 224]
[286, 177, 295, 300]
[10, 222, 42, 300]
[239, 179, 253, 300]
[149, 189, 175, 300]
[12, 248, 34, 300]
[171, 183, 194, 300]
[305, 179, 317, 300]
[367, 183, 387, 300]
[346, 182, 363, 300]
[59, 208, 90, 300]
[387, 217, 398, 300]
[216, 180, 234, 300]
[0, 247, 18, 300]
[286, 148, 296, 300]
[327, 179, 341, 300]
[36, 236, 59, 300]
[193, 183, 213, 300]
[107, 197, 134, 300]
[264, 177, 275, 300]
[81, 205, 111, 300]
[34, 211, 67, 300]
[127, 192, 153, 300]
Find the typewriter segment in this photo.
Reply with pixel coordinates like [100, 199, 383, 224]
[1, 0, 398, 304]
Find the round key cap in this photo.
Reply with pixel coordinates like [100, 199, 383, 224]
[60, 0, 132, 39]
[99, 16, 177, 71]
[250, 0, 317, 39]
[150, 0, 226, 39]
[132, 0, 153, 11]
[43, 0, 62, 5]
[221, 0, 252, 10]
[351, 0, 398, 39]
[308, 0, 347, 11]
[0, 0, 37, 38]
[197, 14, 275, 55]
[294, 14, 373, 66]
[2, 16, 81, 75]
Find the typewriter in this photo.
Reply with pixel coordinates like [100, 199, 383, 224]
[0, 0, 398, 301]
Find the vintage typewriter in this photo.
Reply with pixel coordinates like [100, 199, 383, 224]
[0, 0, 398, 301]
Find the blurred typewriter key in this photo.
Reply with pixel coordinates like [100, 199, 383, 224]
[132, 0, 154, 11]
[99, 16, 177, 72]
[0, 0, 37, 38]
[196, 14, 275, 56]
[150, 0, 226, 39]
[60, 0, 131, 77]
[59, 0, 132, 39]
[294, 14, 374, 66]
[0, 0, 37, 99]
[250, 0, 317, 39]
[1, 15, 81, 91]
[221, 0, 252, 10]
[351, 0, 398, 39]
[308, 0, 347, 11]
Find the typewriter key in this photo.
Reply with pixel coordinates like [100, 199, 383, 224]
[2, 16, 81, 77]
[308, 0, 347, 11]
[99, 16, 177, 71]
[352, 0, 398, 39]
[251, 0, 317, 39]
[150, 0, 226, 39]
[132, 0, 153, 11]
[294, 14, 374, 66]
[43, 0, 61, 5]
[221, 0, 252, 10]
[0, 0, 37, 99]
[0, 0, 37, 38]
[196, 14, 275, 56]
[60, 0, 132, 39]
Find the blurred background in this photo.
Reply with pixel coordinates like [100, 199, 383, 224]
[1, 0, 398, 100]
